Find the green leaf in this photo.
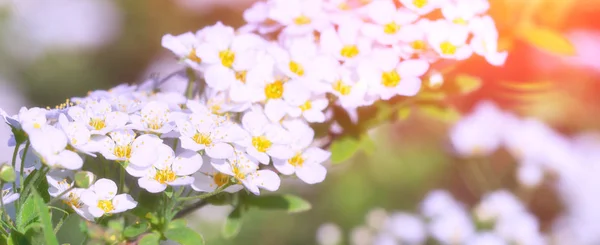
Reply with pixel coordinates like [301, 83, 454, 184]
[167, 219, 187, 230]
[164, 227, 205, 245]
[246, 194, 311, 213]
[138, 232, 161, 245]
[32, 190, 58, 245]
[454, 74, 482, 94]
[359, 134, 376, 155]
[419, 105, 461, 123]
[164, 187, 174, 198]
[8, 230, 30, 245]
[330, 136, 360, 164]
[518, 23, 576, 56]
[123, 221, 149, 239]
[222, 207, 243, 239]
[16, 196, 37, 232]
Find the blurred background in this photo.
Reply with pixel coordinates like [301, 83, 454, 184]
[1, 0, 599, 244]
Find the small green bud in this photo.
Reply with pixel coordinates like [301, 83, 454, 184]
[0, 165, 16, 183]
[75, 171, 96, 188]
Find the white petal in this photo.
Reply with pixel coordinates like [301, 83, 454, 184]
[267, 145, 294, 160]
[206, 143, 234, 159]
[191, 173, 217, 192]
[57, 150, 83, 170]
[138, 178, 167, 193]
[92, 178, 118, 200]
[205, 65, 235, 91]
[172, 150, 203, 176]
[88, 206, 105, 218]
[169, 176, 194, 186]
[296, 164, 327, 184]
[111, 194, 138, 213]
[396, 77, 422, 96]
[253, 170, 281, 191]
[272, 158, 296, 175]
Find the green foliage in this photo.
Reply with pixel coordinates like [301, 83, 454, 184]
[330, 136, 361, 164]
[32, 190, 58, 245]
[222, 206, 243, 239]
[245, 194, 311, 213]
[418, 104, 461, 123]
[16, 195, 37, 232]
[164, 226, 205, 245]
[138, 232, 161, 245]
[123, 221, 149, 239]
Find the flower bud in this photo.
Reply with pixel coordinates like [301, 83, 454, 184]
[0, 165, 16, 183]
[75, 171, 96, 188]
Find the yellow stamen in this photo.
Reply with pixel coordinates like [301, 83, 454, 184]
[219, 49, 235, 68]
[300, 101, 312, 111]
[340, 45, 359, 58]
[383, 22, 401, 34]
[154, 168, 176, 184]
[235, 70, 247, 83]
[264, 80, 284, 100]
[213, 173, 230, 187]
[97, 200, 114, 213]
[453, 18, 467, 25]
[440, 41, 457, 55]
[288, 153, 304, 167]
[252, 136, 272, 153]
[289, 61, 305, 77]
[381, 70, 401, 87]
[413, 0, 428, 8]
[89, 118, 106, 130]
[63, 192, 83, 209]
[294, 15, 312, 25]
[232, 166, 245, 180]
[113, 145, 132, 159]
[192, 133, 212, 146]
[333, 80, 352, 95]
[188, 48, 201, 63]
[411, 40, 426, 51]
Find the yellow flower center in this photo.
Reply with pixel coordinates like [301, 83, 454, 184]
[338, 2, 350, 10]
[300, 101, 312, 111]
[192, 133, 212, 146]
[252, 136, 272, 153]
[289, 61, 305, 77]
[232, 166, 246, 180]
[97, 200, 114, 213]
[188, 48, 201, 63]
[33, 122, 42, 129]
[264, 80, 284, 100]
[147, 120, 163, 130]
[383, 22, 401, 34]
[213, 173, 230, 187]
[340, 45, 359, 58]
[288, 153, 304, 167]
[235, 70, 247, 83]
[440, 41, 457, 55]
[333, 80, 352, 95]
[63, 192, 83, 209]
[294, 15, 312, 25]
[413, 0, 428, 8]
[113, 145, 132, 159]
[453, 18, 467, 25]
[89, 118, 106, 130]
[411, 40, 427, 51]
[154, 168, 177, 184]
[219, 49, 235, 68]
[381, 70, 401, 87]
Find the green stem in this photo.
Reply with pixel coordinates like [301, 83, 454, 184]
[0, 181, 5, 222]
[177, 182, 232, 202]
[10, 142, 21, 192]
[19, 142, 30, 191]
[184, 67, 197, 99]
[119, 162, 125, 193]
[46, 186, 75, 205]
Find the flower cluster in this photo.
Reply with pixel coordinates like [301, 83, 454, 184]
[325, 189, 545, 245]
[162, 0, 506, 122]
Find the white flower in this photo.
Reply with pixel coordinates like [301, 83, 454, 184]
[17, 107, 48, 136]
[316, 223, 342, 245]
[474, 190, 526, 223]
[469, 16, 508, 66]
[29, 125, 83, 170]
[449, 102, 508, 157]
[211, 150, 281, 195]
[429, 206, 475, 244]
[287, 94, 329, 123]
[494, 212, 546, 245]
[137, 144, 203, 193]
[420, 189, 461, 218]
[67, 100, 128, 135]
[269, 38, 331, 83]
[268, 0, 330, 35]
[240, 109, 293, 164]
[360, 50, 429, 100]
[240, 1, 281, 34]
[196, 22, 265, 91]
[58, 114, 99, 156]
[400, 0, 447, 15]
[428, 20, 473, 60]
[98, 129, 163, 169]
[386, 212, 426, 245]
[324, 64, 369, 109]
[273, 121, 329, 184]
[2, 187, 19, 205]
[161, 31, 204, 69]
[46, 170, 94, 221]
[321, 22, 372, 64]
[362, 1, 419, 45]
[129, 101, 175, 134]
[81, 178, 137, 218]
[177, 115, 246, 159]
[465, 233, 507, 245]
[441, 0, 489, 25]
[191, 157, 244, 193]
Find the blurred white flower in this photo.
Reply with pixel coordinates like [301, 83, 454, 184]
[317, 223, 342, 245]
